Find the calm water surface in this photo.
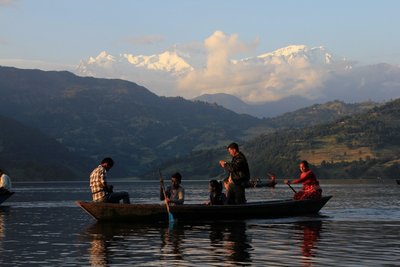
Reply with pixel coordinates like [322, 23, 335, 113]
[0, 180, 399, 266]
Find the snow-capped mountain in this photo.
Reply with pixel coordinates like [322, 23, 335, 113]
[234, 45, 335, 66]
[76, 45, 337, 78]
[122, 51, 193, 73]
[73, 43, 399, 116]
[76, 50, 193, 78]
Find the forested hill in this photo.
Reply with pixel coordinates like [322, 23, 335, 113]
[264, 100, 379, 128]
[155, 98, 400, 180]
[0, 66, 384, 180]
[0, 115, 91, 180]
[246, 98, 400, 179]
[0, 66, 260, 177]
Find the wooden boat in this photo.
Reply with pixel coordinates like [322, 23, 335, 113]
[76, 196, 332, 223]
[0, 192, 14, 205]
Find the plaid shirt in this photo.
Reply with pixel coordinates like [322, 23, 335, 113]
[89, 165, 107, 202]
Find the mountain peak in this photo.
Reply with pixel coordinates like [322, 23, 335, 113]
[257, 45, 333, 65]
[77, 50, 193, 77]
[88, 51, 115, 64]
[268, 45, 308, 57]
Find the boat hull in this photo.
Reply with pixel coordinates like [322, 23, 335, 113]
[76, 196, 332, 222]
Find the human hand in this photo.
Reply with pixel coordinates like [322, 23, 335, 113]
[284, 179, 289, 184]
[219, 160, 226, 167]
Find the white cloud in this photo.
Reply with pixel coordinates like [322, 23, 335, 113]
[177, 31, 330, 103]
[78, 31, 393, 104]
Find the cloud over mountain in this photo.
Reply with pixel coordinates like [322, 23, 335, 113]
[75, 31, 400, 105]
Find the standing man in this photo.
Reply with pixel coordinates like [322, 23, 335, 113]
[89, 157, 130, 204]
[219, 143, 250, 204]
[0, 169, 12, 194]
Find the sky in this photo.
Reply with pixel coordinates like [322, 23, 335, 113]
[1, 0, 400, 102]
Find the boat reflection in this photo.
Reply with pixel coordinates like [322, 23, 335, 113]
[83, 220, 252, 266]
[83, 222, 157, 266]
[209, 222, 252, 264]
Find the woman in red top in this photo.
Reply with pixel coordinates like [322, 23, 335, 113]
[285, 160, 322, 200]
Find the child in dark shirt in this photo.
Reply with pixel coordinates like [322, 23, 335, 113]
[207, 179, 227, 205]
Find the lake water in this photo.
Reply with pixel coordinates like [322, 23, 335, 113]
[0, 179, 399, 266]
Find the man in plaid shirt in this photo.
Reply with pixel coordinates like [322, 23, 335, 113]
[89, 157, 130, 204]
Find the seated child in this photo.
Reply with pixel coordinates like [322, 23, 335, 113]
[207, 179, 226, 205]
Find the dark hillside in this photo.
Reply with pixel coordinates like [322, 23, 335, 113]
[0, 66, 260, 177]
[0, 115, 91, 181]
[156, 98, 400, 180]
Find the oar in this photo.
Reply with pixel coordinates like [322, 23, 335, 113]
[287, 182, 297, 193]
[159, 170, 175, 224]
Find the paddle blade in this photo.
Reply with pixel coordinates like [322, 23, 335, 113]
[168, 212, 175, 224]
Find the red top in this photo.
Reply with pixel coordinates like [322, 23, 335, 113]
[292, 170, 319, 186]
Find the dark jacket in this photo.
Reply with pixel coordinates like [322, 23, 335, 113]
[224, 151, 250, 186]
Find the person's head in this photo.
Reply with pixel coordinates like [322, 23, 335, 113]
[0, 169, 3, 176]
[171, 172, 182, 188]
[101, 157, 114, 171]
[223, 177, 230, 191]
[299, 160, 309, 172]
[226, 142, 239, 157]
[209, 179, 223, 193]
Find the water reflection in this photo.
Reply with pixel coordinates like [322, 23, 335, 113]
[160, 224, 184, 261]
[85, 223, 113, 267]
[294, 221, 322, 267]
[83, 222, 151, 266]
[83, 221, 252, 266]
[0, 209, 5, 239]
[0, 207, 10, 256]
[209, 222, 252, 264]
[0, 210, 5, 251]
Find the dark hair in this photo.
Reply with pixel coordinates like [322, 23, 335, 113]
[101, 157, 114, 167]
[171, 172, 182, 183]
[300, 160, 309, 168]
[209, 179, 223, 193]
[227, 142, 239, 151]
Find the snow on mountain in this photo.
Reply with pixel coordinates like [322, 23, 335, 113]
[88, 51, 116, 65]
[122, 51, 193, 74]
[235, 45, 335, 66]
[77, 45, 337, 79]
[74, 44, 398, 107]
[76, 50, 193, 77]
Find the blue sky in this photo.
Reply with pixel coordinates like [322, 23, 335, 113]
[1, 0, 400, 70]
